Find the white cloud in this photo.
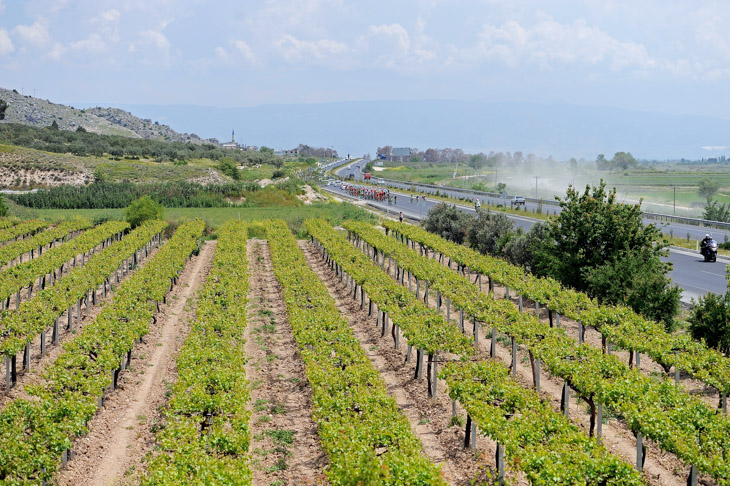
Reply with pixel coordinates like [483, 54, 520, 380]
[130, 30, 171, 55]
[357, 23, 438, 69]
[141, 30, 170, 51]
[233, 40, 255, 61]
[14, 21, 51, 47]
[128, 29, 177, 65]
[471, 15, 654, 71]
[47, 41, 65, 60]
[0, 28, 13, 55]
[92, 8, 121, 43]
[275, 34, 350, 62]
[367, 24, 411, 55]
[214, 46, 228, 61]
[71, 33, 106, 53]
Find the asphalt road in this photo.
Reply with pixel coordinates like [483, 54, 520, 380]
[323, 178, 728, 304]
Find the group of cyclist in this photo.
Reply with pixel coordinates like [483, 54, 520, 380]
[341, 184, 393, 202]
[341, 182, 438, 206]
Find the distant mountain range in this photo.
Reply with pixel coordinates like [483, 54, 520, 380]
[0, 87, 209, 144]
[114, 100, 730, 161]
[3, 86, 728, 160]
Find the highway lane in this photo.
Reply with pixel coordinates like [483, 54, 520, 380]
[667, 250, 728, 303]
[339, 160, 730, 244]
[323, 182, 728, 303]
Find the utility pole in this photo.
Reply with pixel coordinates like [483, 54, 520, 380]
[673, 185, 676, 215]
[534, 176, 539, 198]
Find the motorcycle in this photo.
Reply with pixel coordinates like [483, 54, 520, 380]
[701, 239, 718, 262]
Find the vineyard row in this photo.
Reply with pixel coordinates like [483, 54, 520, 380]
[344, 221, 730, 484]
[0, 219, 204, 482]
[306, 218, 643, 485]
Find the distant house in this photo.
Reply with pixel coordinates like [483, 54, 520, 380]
[392, 147, 411, 162]
[276, 147, 300, 157]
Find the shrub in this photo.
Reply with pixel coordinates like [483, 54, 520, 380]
[125, 195, 164, 228]
[218, 157, 240, 180]
[689, 293, 730, 355]
[466, 208, 513, 256]
[422, 203, 471, 244]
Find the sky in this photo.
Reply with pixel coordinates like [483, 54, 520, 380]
[1, 1, 729, 120]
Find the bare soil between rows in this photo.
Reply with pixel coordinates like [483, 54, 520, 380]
[245, 239, 328, 486]
[55, 240, 216, 486]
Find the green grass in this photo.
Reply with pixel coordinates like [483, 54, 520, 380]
[24, 202, 375, 232]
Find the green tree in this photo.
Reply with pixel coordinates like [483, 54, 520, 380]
[533, 181, 679, 327]
[422, 203, 471, 245]
[466, 208, 513, 256]
[502, 222, 548, 272]
[49, 120, 60, 130]
[468, 154, 485, 170]
[584, 252, 680, 328]
[612, 152, 638, 171]
[595, 154, 609, 171]
[218, 157, 240, 180]
[688, 293, 730, 355]
[0, 197, 8, 217]
[125, 195, 164, 228]
[496, 182, 507, 193]
[0, 99, 7, 120]
[698, 177, 720, 203]
[703, 200, 730, 222]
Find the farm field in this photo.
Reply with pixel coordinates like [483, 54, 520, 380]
[22, 202, 375, 232]
[0, 215, 727, 484]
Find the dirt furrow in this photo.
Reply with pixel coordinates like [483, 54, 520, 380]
[245, 239, 328, 486]
[300, 240, 491, 486]
[55, 240, 216, 486]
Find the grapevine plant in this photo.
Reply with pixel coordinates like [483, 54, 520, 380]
[346, 221, 730, 483]
[267, 220, 446, 486]
[144, 220, 251, 485]
[309, 218, 643, 484]
[0, 220, 204, 483]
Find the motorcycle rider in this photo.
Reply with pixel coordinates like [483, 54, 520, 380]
[701, 233, 716, 261]
[701, 233, 713, 251]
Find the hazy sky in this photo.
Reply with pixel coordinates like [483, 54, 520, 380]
[1, 0, 729, 118]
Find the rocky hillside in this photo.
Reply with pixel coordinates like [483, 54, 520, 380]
[0, 87, 208, 143]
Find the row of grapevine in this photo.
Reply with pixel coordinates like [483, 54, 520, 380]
[0, 220, 49, 244]
[266, 219, 446, 485]
[345, 221, 730, 483]
[441, 360, 643, 485]
[0, 219, 91, 269]
[383, 220, 730, 398]
[144, 220, 251, 484]
[0, 220, 129, 307]
[306, 219, 472, 359]
[0, 220, 204, 483]
[0, 219, 166, 362]
[306, 219, 643, 484]
[0, 218, 19, 230]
